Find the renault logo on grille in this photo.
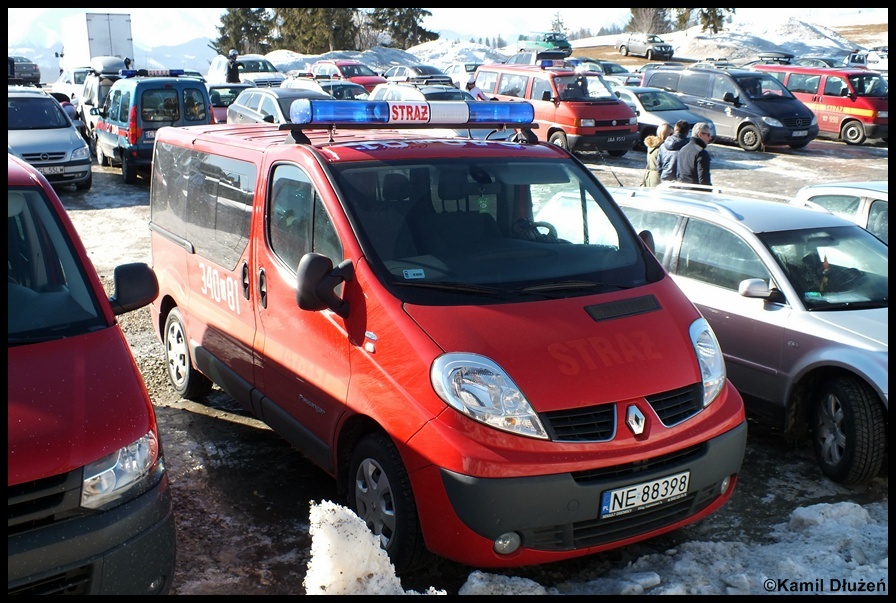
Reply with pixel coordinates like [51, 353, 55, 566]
[626, 406, 646, 435]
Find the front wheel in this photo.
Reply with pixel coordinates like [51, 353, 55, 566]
[737, 124, 763, 152]
[841, 120, 866, 145]
[164, 307, 213, 400]
[646, 50, 654, 60]
[95, 142, 109, 167]
[811, 376, 886, 485]
[549, 131, 569, 151]
[75, 171, 92, 191]
[619, 46, 629, 56]
[607, 149, 628, 157]
[349, 433, 429, 574]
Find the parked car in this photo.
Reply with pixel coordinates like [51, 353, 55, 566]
[739, 51, 795, 68]
[93, 69, 214, 183]
[615, 33, 675, 60]
[317, 79, 369, 100]
[8, 152, 175, 594]
[383, 64, 453, 86]
[207, 82, 255, 123]
[504, 50, 567, 66]
[51, 65, 91, 104]
[795, 55, 845, 68]
[207, 53, 286, 87]
[608, 183, 888, 486]
[516, 31, 572, 56]
[642, 67, 819, 152]
[9, 55, 41, 86]
[368, 81, 474, 102]
[443, 61, 483, 88]
[309, 59, 386, 92]
[7, 85, 92, 190]
[226, 86, 333, 125]
[792, 181, 888, 244]
[750, 64, 888, 145]
[78, 56, 127, 150]
[613, 86, 715, 150]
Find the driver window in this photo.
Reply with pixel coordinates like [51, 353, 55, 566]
[677, 219, 770, 289]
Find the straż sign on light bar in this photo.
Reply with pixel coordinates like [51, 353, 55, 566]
[288, 99, 535, 127]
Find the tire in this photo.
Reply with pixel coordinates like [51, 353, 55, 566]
[841, 120, 866, 145]
[164, 307, 213, 400]
[620, 46, 629, 56]
[737, 124, 763, 152]
[811, 376, 886, 486]
[349, 433, 429, 574]
[75, 170, 92, 191]
[608, 149, 628, 157]
[121, 151, 138, 184]
[789, 142, 810, 149]
[96, 143, 109, 167]
[549, 131, 569, 151]
[646, 50, 654, 61]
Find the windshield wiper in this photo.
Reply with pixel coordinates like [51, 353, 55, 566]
[390, 281, 506, 296]
[519, 280, 627, 293]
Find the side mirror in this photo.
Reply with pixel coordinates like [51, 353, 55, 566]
[723, 91, 738, 104]
[296, 253, 354, 318]
[109, 263, 159, 315]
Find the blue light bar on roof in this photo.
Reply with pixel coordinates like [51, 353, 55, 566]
[119, 68, 185, 78]
[289, 99, 534, 128]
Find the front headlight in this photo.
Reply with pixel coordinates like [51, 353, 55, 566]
[431, 353, 548, 439]
[689, 318, 726, 407]
[761, 116, 784, 128]
[580, 118, 596, 127]
[82, 430, 162, 510]
[71, 144, 90, 161]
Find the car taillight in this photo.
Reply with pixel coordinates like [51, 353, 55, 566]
[128, 104, 140, 145]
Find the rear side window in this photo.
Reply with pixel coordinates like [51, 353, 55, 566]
[647, 71, 681, 92]
[498, 73, 528, 98]
[477, 70, 498, 94]
[682, 73, 713, 97]
[787, 73, 820, 94]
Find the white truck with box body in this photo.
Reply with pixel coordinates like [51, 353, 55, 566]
[59, 12, 134, 72]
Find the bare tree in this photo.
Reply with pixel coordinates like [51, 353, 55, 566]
[627, 8, 672, 34]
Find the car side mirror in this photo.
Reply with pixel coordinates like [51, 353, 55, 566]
[542, 91, 552, 102]
[723, 91, 738, 104]
[296, 253, 354, 318]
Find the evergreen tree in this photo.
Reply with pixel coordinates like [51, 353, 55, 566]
[370, 8, 438, 49]
[550, 11, 567, 35]
[212, 8, 275, 56]
[274, 8, 359, 53]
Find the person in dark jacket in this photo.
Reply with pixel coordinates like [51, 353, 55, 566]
[676, 121, 713, 186]
[657, 120, 690, 182]
[225, 49, 241, 83]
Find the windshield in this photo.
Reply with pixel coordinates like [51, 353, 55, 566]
[555, 74, 616, 100]
[635, 90, 689, 111]
[8, 188, 105, 342]
[331, 158, 650, 305]
[734, 73, 795, 100]
[850, 73, 888, 96]
[760, 225, 888, 311]
[8, 96, 70, 129]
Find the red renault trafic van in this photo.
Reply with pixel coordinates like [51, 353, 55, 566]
[752, 64, 888, 145]
[473, 63, 639, 156]
[8, 153, 175, 594]
[148, 99, 746, 573]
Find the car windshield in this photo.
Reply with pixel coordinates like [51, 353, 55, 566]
[636, 90, 689, 111]
[8, 188, 105, 341]
[240, 59, 278, 73]
[330, 158, 648, 304]
[415, 65, 443, 75]
[8, 96, 69, 129]
[850, 73, 888, 96]
[340, 63, 377, 77]
[733, 73, 794, 100]
[760, 225, 888, 311]
[554, 74, 616, 100]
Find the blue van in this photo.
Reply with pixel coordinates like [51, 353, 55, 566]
[93, 69, 214, 183]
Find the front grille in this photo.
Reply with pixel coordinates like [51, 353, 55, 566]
[527, 480, 718, 550]
[21, 151, 66, 162]
[782, 116, 812, 128]
[8, 566, 91, 595]
[8, 469, 86, 534]
[540, 383, 703, 442]
[646, 384, 703, 427]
